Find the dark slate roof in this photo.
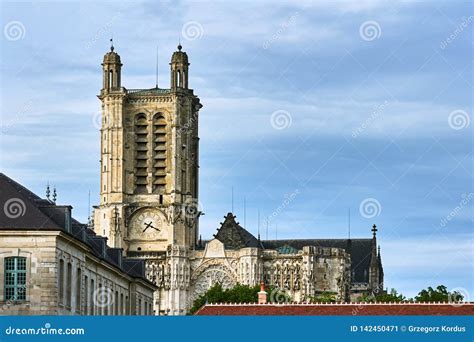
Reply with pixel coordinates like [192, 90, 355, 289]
[262, 239, 373, 283]
[0, 173, 64, 230]
[209, 211, 375, 283]
[214, 213, 263, 249]
[0, 173, 155, 287]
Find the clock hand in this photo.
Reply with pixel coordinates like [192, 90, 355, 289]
[143, 221, 153, 232]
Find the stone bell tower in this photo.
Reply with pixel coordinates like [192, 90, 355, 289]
[93, 42, 202, 257]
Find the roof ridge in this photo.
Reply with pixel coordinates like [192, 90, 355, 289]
[0, 173, 43, 201]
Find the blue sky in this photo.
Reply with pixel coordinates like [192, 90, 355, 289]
[1, 0, 472, 298]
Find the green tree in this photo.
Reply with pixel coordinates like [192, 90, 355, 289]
[189, 283, 292, 314]
[375, 288, 405, 303]
[310, 291, 338, 303]
[415, 285, 463, 303]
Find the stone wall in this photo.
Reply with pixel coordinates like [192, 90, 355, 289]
[0, 230, 155, 316]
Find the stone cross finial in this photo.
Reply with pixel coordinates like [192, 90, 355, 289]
[372, 224, 377, 237]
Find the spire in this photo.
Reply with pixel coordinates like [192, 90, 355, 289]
[52, 187, 57, 204]
[348, 208, 351, 240]
[110, 37, 114, 52]
[155, 45, 159, 88]
[369, 224, 380, 292]
[257, 209, 260, 240]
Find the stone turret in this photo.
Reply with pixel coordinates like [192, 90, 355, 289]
[101, 39, 122, 93]
[170, 44, 189, 90]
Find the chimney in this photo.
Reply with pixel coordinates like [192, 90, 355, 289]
[258, 282, 267, 304]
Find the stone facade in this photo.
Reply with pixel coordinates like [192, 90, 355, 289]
[0, 173, 156, 316]
[93, 44, 384, 315]
[0, 230, 155, 315]
[93, 43, 201, 253]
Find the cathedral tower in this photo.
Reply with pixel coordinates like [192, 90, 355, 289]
[93, 43, 202, 256]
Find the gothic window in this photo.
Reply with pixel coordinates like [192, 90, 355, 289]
[4, 257, 26, 301]
[134, 114, 148, 194]
[152, 113, 166, 193]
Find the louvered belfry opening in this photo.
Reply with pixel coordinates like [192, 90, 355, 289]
[134, 114, 148, 194]
[152, 113, 166, 193]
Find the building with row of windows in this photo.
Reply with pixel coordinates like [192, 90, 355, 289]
[0, 173, 156, 315]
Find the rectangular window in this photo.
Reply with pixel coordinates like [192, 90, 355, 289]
[76, 268, 81, 313]
[59, 259, 64, 304]
[66, 262, 72, 308]
[4, 257, 27, 301]
[84, 275, 88, 315]
[90, 278, 95, 315]
[115, 291, 118, 315]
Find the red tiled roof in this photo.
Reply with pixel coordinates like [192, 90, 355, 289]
[195, 302, 474, 316]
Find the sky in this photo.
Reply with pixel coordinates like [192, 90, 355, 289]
[1, 0, 472, 298]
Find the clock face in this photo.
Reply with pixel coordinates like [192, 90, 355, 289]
[129, 209, 167, 241]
